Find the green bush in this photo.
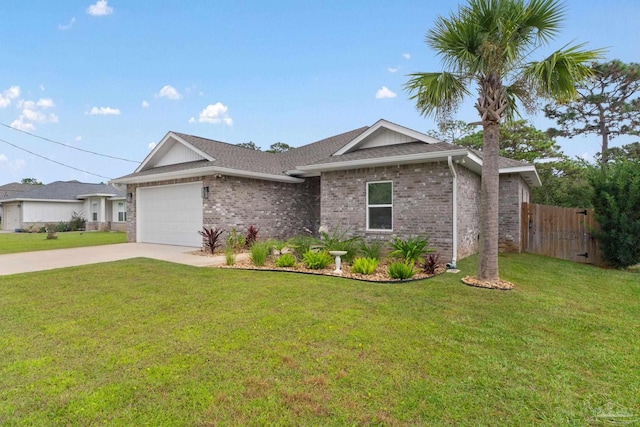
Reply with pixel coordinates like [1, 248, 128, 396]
[351, 257, 379, 275]
[225, 247, 236, 266]
[359, 240, 383, 260]
[250, 241, 272, 266]
[317, 226, 361, 263]
[69, 211, 86, 231]
[288, 235, 317, 260]
[226, 227, 245, 252]
[302, 250, 333, 270]
[388, 235, 432, 265]
[275, 253, 297, 268]
[55, 222, 68, 232]
[387, 261, 417, 280]
[589, 159, 640, 268]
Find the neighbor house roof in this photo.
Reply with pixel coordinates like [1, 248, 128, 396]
[0, 181, 125, 203]
[112, 119, 541, 186]
[0, 182, 38, 200]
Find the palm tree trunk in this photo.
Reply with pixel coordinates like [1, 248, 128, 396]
[478, 121, 500, 282]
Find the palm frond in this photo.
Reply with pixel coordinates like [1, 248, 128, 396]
[404, 72, 470, 121]
[524, 43, 606, 102]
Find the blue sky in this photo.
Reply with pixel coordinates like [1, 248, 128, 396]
[0, 0, 638, 184]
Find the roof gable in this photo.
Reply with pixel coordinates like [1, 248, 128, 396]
[136, 132, 214, 173]
[332, 119, 440, 156]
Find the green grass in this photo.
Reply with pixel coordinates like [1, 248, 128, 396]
[0, 254, 638, 426]
[0, 231, 126, 254]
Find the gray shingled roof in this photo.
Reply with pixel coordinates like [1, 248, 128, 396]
[0, 183, 37, 200]
[115, 123, 534, 182]
[9, 181, 124, 201]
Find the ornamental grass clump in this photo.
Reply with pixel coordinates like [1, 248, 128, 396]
[275, 253, 297, 268]
[225, 246, 236, 266]
[351, 257, 379, 275]
[359, 240, 383, 260]
[317, 226, 362, 263]
[249, 241, 272, 266]
[302, 250, 333, 270]
[388, 261, 417, 280]
[389, 235, 432, 265]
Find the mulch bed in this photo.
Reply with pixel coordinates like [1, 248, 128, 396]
[461, 275, 515, 290]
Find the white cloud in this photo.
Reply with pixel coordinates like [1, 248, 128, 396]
[403, 53, 411, 59]
[36, 98, 55, 108]
[156, 85, 182, 100]
[0, 154, 7, 162]
[87, 0, 113, 16]
[0, 155, 26, 172]
[0, 86, 20, 108]
[188, 117, 196, 123]
[40, 84, 46, 91]
[75, 136, 82, 142]
[58, 17, 76, 30]
[10, 118, 35, 132]
[196, 103, 233, 125]
[387, 67, 399, 73]
[148, 142, 157, 150]
[141, 100, 150, 108]
[375, 86, 397, 99]
[87, 106, 121, 115]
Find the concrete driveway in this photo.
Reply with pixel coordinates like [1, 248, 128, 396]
[0, 243, 242, 276]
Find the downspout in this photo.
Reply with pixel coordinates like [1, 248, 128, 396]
[447, 156, 458, 269]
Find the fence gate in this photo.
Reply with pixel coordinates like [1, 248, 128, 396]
[521, 203, 601, 264]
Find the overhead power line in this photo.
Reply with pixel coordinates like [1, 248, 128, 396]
[0, 137, 113, 180]
[0, 122, 140, 163]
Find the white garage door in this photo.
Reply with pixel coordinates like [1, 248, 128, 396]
[4, 204, 20, 231]
[137, 182, 203, 247]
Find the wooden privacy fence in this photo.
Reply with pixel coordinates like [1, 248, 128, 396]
[521, 202, 601, 264]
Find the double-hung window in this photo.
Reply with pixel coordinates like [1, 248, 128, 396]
[117, 202, 126, 222]
[91, 201, 98, 221]
[367, 181, 392, 230]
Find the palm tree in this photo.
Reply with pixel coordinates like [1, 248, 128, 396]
[405, 0, 603, 285]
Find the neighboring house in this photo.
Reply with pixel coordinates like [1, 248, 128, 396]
[112, 119, 540, 265]
[0, 181, 127, 232]
[0, 182, 38, 227]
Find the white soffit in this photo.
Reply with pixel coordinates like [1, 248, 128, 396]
[332, 119, 441, 156]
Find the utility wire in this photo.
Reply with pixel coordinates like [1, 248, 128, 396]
[0, 137, 113, 180]
[0, 122, 140, 163]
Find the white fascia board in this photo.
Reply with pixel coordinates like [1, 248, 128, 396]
[76, 193, 117, 199]
[499, 165, 542, 187]
[18, 199, 82, 203]
[332, 119, 442, 156]
[112, 165, 305, 184]
[135, 132, 215, 173]
[108, 196, 126, 201]
[297, 149, 470, 173]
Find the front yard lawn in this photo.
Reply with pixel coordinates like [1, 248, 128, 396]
[0, 231, 126, 254]
[1, 254, 638, 426]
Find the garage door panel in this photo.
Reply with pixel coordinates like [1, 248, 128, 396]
[137, 182, 202, 247]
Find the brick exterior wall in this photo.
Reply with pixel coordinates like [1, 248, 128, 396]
[320, 162, 458, 260]
[126, 175, 320, 244]
[456, 165, 481, 259]
[498, 174, 530, 252]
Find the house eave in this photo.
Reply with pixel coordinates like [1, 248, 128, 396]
[112, 165, 305, 184]
[296, 150, 470, 173]
[76, 193, 118, 199]
[499, 165, 542, 187]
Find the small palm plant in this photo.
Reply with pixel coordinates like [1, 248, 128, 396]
[198, 226, 224, 254]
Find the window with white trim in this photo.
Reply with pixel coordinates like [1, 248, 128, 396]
[117, 202, 126, 222]
[367, 181, 392, 230]
[91, 201, 98, 221]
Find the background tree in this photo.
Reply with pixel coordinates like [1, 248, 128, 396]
[531, 158, 592, 207]
[457, 120, 563, 162]
[266, 142, 293, 153]
[544, 60, 640, 164]
[21, 178, 43, 185]
[602, 141, 640, 161]
[588, 158, 640, 268]
[404, 0, 601, 285]
[236, 141, 261, 150]
[426, 120, 474, 143]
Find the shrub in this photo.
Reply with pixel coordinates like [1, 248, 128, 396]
[388, 261, 417, 280]
[388, 235, 432, 265]
[351, 257, 379, 275]
[250, 241, 272, 266]
[198, 226, 225, 254]
[360, 240, 383, 260]
[226, 227, 245, 252]
[55, 222, 68, 232]
[317, 226, 362, 263]
[225, 247, 236, 266]
[589, 159, 640, 268]
[421, 253, 441, 275]
[288, 235, 317, 260]
[275, 253, 297, 268]
[302, 250, 333, 269]
[270, 240, 288, 255]
[69, 211, 86, 231]
[245, 225, 259, 248]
